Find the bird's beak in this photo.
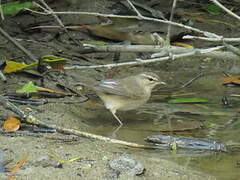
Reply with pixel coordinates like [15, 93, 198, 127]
[158, 81, 166, 85]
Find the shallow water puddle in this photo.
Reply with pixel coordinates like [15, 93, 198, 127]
[84, 100, 240, 179]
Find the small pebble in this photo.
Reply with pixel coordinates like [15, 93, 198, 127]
[108, 156, 145, 176]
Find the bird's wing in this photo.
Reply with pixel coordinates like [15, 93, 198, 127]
[93, 79, 141, 98]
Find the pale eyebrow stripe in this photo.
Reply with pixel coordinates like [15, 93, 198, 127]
[142, 75, 158, 80]
[103, 81, 118, 85]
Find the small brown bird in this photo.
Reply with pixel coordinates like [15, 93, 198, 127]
[92, 72, 166, 126]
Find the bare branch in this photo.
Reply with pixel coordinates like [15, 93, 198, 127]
[181, 72, 203, 88]
[121, 0, 166, 20]
[0, 95, 163, 149]
[210, 0, 240, 21]
[0, 26, 37, 61]
[26, 9, 222, 38]
[38, 0, 82, 47]
[65, 46, 224, 70]
[0, 0, 4, 20]
[83, 44, 192, 53]
[126, 0, 143, 18]
[183, 35, 240, 42]
[166, 0, 178, 45]
[0, 70, 6, 82]
[224, 43, 240, 56]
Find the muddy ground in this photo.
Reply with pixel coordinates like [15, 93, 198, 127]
[1, 0, 240, 179]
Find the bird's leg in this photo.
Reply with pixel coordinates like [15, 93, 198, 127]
[110, 110, 123, 126]
[111, 125, 122, 138]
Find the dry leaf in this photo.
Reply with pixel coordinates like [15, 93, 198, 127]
[72, 24, 158, 45]
[3, 116, 21, 131]
[49, 62, 65, 70]
[42, 55, 67, 70]
[6, 153, 28, 172]
[171, 42, 193, 48]
[222, 75, 240, 85]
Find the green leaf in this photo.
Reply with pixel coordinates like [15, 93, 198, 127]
[201, 4, 222, 15]
[82, 40, 109, 45]
[16, 81, 38, 93]
[4, 61, 28, 73]
[167, 98, 208, 104]
[42, 55, 68, 63]
[1, 1, 35, 15]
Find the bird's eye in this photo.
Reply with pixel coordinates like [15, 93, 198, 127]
[148, 78, 154, 81]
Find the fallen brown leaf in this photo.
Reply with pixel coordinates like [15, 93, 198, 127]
[222, 75, 240, 85]
[3, 116, 21, 131]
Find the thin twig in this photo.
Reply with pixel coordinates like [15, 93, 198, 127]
[210, 0, 240, 21]
[230, 94, 240, 97]
[65, 46, 224, 70]
[122, 0, 166, 20]
[0, 0, 4, 20]
[26, 9, 221, 38]
[224, 43, 240, 56]
[183, 35, 240, 42]
[82, 44, 238, 61]
[0, 70, 6, 82]
[25, 2, 50, 15]
[0, 27, 37, 61]
[83, 44, 193, 53]
[126, 0, 143, 17]
[82, 44, 239, 61]
[181, 72, 203, 88]
[38, 0, 82, 47]
[166, 0, 178, 45]
[198, 51, 240, 60]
